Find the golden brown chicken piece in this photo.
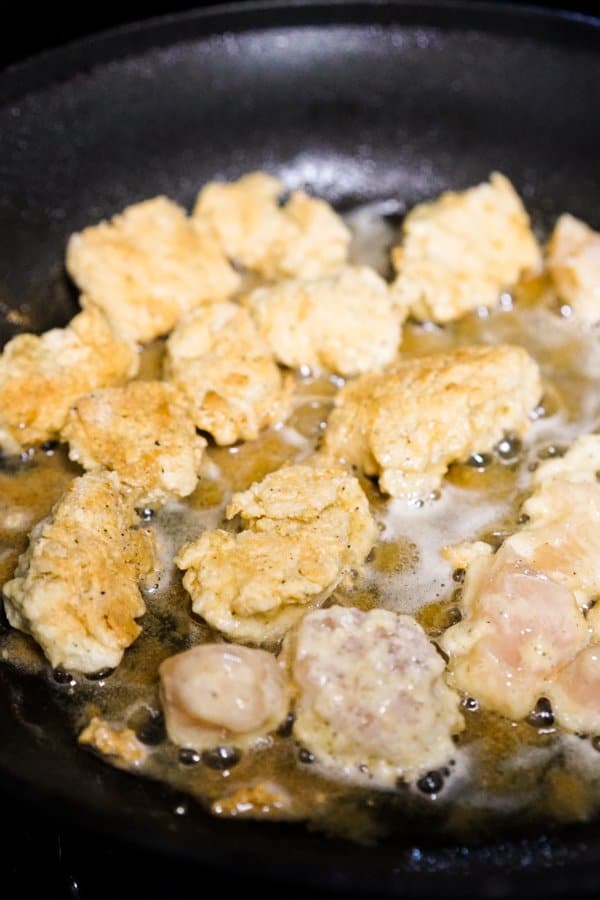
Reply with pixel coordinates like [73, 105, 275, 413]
[243, 265, 401, 376]
[193, 172, 350, 279]
[176, 464, 376, 644]
[323, 344, 541, 500]
[390, 173, 540, 322]
[67, 196, 240, 343]
[3, 471, 156, 673]
[0, 308, 138, 454]
[61, 381, 205, 507]
[164, 301, 292, 446]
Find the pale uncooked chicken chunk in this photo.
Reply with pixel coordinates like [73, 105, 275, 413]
[159, 643, 289, 752]
[67, 197, 240, 343]
[509, 435, 600, 613]
[0, 308, 138, 454]
[323, 344, 541, 499]
[546, 646, 600, 735]
[164, 301, 292, 445]
[510, 481, 600, 614]
[176, 464, 376, 644]
[193, 172, 350, 279]
[288, 606, 464, 788]
[243, 266, 401, 376]
[442, 435, 600, 721]
[391, 173, 541, 322]
[61, 381, 206, 508]
[440, 546, 589, 720]
[547, 214, 600, 324]
[3, 471, 156, 673]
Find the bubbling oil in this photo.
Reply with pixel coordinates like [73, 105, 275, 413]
[2, 202, 600, 843]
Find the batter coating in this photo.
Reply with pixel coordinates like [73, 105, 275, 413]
[164, 301, 292, 446]
[193, 172, 350, 279]
[323, 344, 541, 500]
[243, 266, 401, 376]
[79, 717, 146, 766]
[176, 464, 377, 644]
[3, 471, 156, 673]
[0, 308, 138, 454]
[391, 173, 540, 322]
[61, 381, 206, 508]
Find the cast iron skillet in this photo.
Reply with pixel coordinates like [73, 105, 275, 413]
[1, 2, 600, 895]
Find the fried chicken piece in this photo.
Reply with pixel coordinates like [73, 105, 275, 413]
[176, 464, 376, 644]
[390, 173, 540, 322]
[547, 214, 600, 324]
[61, 381, 205, 507]
[323, 344, 541, 500]
[243, 266, 401, 376]
[159, 643, 289, 752]
[193, 172, 350, 279]
[164, 301, 292, 445]
[287, 606, 464, 788]
[67, 196, 240, 343]
[3, 471, 156, 673]
[0, 308, 138, 454]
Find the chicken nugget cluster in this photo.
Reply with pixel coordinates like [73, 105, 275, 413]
[3, 168, 600, 830]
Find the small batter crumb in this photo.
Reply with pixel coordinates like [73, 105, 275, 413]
[211, 781, 293, 819]
[193, 171, 350, 279]
[0, 308, 138, 454]
[390, 172, 541, 322]
[61, 381, 206, 507]
[243, 265, 401, 376]
[67, 196, 240, 343]
[79, 716, 146, 766]
[164, 301, 292, 446]
[323, 344, 541, 500]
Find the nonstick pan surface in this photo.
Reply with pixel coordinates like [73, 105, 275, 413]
[1, 2, 600, 896]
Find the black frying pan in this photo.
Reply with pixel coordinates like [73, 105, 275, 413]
[1, 2, 600, 896]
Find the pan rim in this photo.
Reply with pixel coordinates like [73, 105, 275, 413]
[0, 0, 599, 103]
